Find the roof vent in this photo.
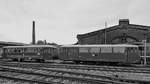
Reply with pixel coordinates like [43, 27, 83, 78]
[119, 19, 129, 25]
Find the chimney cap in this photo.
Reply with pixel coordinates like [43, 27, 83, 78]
[119, 19, 129, 25]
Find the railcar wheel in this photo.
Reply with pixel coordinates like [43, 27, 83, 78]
[20, 59, 24, 62]
[74, 61, 80, 64]
[12, 59, 18, 61]
[36, 59, 45, 63]
[40, 59, 45, 63]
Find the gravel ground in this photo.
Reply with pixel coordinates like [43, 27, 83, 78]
[0, 78, 38, 84]
[45, 67, 150, 81]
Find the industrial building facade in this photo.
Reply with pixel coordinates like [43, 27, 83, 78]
[77, 19, 150, 44]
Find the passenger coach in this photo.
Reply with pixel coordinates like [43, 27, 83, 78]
[2, 45, 58, 62]
[59, 44, 140, 64]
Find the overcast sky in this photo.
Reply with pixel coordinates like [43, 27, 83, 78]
[0, 0, 150, 44]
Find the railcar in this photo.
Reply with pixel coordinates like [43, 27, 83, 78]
[2, 45, 58, 62]
[59, 44, 140, 64]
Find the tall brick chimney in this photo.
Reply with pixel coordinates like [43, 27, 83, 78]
[32, 21, 36, 44]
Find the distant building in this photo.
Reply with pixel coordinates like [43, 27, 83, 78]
[77, 19, 150, 44]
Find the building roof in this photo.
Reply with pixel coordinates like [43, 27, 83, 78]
[77, 19, 150, 38]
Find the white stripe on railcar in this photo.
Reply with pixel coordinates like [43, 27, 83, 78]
[3, 45, 57, 48]
[61, 44, 138, 48]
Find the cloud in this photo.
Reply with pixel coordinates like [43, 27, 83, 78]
[0, 0, 150, 44]
[127, 0, 150, 25]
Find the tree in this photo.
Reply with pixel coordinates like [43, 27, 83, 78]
[37, 40, 45, 45]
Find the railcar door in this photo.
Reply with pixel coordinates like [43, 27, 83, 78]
[101, 47, 113, 62]
[89, 47, 100, 61]
[113, 47, 126, 63]
[78, 47, 89, 62]
[59, 47, 68, 61]
[126, 47, 140, 63]
[67, 47, 78, 61]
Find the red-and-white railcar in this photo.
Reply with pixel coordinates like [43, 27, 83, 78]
[59, 44, 140, 64]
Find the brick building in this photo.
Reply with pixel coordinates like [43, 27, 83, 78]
[77, 19, 150, 44]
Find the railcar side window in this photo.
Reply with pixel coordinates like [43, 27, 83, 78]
[68, 48, 77, 55]
[10, 49, 14, 53]
[69, 48, 77, 53]
[33, 48, 37, 53]
[113, 47, 125, 53]
[43, 48, 47, 53]
[129, 47, 138, 53]
[62, 48, 67, 52]
[7, 49, 11, 53]
[26, 48, 34, 53]
[134, 47, 138, 53]
[49, 48, 52, 53]
[14, 48, 17, 53]
[79, 48, 89, 53]
[90, 48, 100, 53]
[59, 48, 63, 53]
[101, 47, 112, 53]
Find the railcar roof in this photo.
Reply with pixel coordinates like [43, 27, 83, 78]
[61, 44, 138, 48]
[138, 43, 150, 47]
[3, 45, 57, 48]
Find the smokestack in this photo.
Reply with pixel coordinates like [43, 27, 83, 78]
[32, 21, 36, 44]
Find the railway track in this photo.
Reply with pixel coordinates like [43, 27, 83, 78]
[0, 61, 150, 83]
[1, 61, 150, 74]
[49, 63, 150, 73]
[0, 66, 132, 84]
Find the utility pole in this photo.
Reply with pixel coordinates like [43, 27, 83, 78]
[144, 40, 147, 65]
[104, 22, 107, 44]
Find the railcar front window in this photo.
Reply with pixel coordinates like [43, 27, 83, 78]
[113, 47, 125, 53]
[79, 48, 89, 53]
